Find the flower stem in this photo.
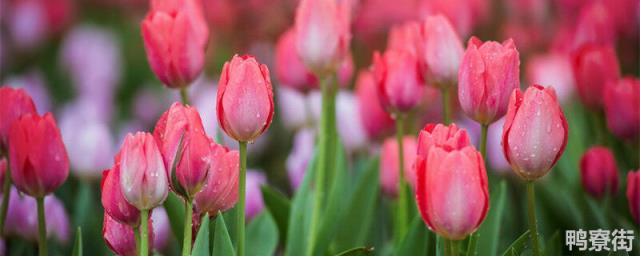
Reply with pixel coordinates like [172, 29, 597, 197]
[237, 141, 248, 256]
[441, 88, 451, 124]
[0, 150, 11, 236]
[526, 182, 540, 256]
[182, 200, 193, 256]
[37, 196, 47, 256]
[480, 124, 488, 159]
[444, 238, 451, 256]
[450, 239, 459, 256]
[395, 114, 408, 242]
[140, 209, 149, 256]
[180, 88, 190, 105]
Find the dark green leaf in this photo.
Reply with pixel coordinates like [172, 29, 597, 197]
[163, 193, 186, 243]
[260, 185, 290, 243]
[192, 215, 210, 256]
[72, 227, 82, 256]
[501, 230, 531, 256]
[396, 216, 432, 255]
[335, 246, 375, 256]
[476, 180, 507, 256]
[545, 231, 561, 256]
[247, 211, 279, 256]
[213, 213, 235, 256]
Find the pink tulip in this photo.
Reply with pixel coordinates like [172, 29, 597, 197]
[151, 207, 171, 251]
[286, 129, 315, 190]
[154, 102, 211, 198]
[352, 0, 420, 39]
[103, 212, 153, 256]
[418, 0, 488, 37]
[419, 15, 464, 87]
[3, 188, 70, 243]
[571, 44, 620, 109]
[417, 123, 472, 158]
[217, 55, 274, 142]
[580, 146, 618, 198]
[118, 132, 168, 210]
[8, 113, 69, 197]
[294, 0, 351, 72]
[101, 155, 140, 227]
[275, 28, 317, 91]
[0, 87, 37, 149]
[6, 0, 74, 50]
[502, 85, 568, 181]
[141, 0, 209, 88]
[526, 53, 575, 103]
[387, 22, 421, 59]
[194, 143, 239, 216]
[245, 171, 266, 221]
[627, 170, 640, 224]
[572, 2, 616, 50]
[603, 77, 640, 140]
[380, 136, 417, 197]
[373, 49, 424, 113]
[355, 70, 395, 139]
[458, 37, 520, 125]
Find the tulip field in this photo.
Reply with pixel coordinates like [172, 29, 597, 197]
[0, 0, 639, 255]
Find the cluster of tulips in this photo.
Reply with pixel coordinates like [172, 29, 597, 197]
[0, 0, 638, 255]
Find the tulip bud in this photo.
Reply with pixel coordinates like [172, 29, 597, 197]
[245, 171, 266, 221]
[458, 37, 520, 125]
[216, 55, 274, 142]
[101, 156, 140, 227]
[141, 0, 209, 88]
[294, 0, 351, 73]
[119, 132, 168, 210]
[373, 50, 424, 113]
[502, 85, 568, 181]
[387, 22, 421, 58]
[380, 136, 417, 197]
[603, 77, 640, 140]
[0, 87, 37, 149]
[8, 113, 69, 197]
[194, 143, 239, 216]
[103, 213, 153, 256]
[355, 70, 395, 139]
[415, 145, 488, 240]
[580, 146, 618, 198]
[154, 102, 211, 198]
[275, 28, 317, 91]
[417, 123, 472, 158]
[571, 44, 620, 109]
[419, 15, 464, 87]
[627, 170, 640, 224]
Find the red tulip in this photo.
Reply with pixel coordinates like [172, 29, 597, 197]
[0, 87, 37, 149]
[275, 28, 317, 91]
[502, 85, 568, 181]
[627, 170, 640, 224]
[571, 44, 620, 109]
[141, 0, 209, 88]
[580, 146, 618, 198]
[294, 0, 351, 73]
[603, 77, 640, 140]
[458, 37, 520, 125]
[101, 154, 140, 227]
[355, 70, 395, 139]
[103, 212, 153, 256]
[373, 49, 424, 113]
[153, 102, 210, 198]
[216, 55, 274, 142]
[419, 15, 464, 87]
[194, 143, 239, 216]
[8, 113, 69, 197]
[380, 136, 417, 197]
[118, 132, 168, 210]
[417, 123, 472, 158]
[415, 142, 488, 240]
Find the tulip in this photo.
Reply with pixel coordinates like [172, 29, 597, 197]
[380, 136, 417, 197]
[336, 91, 368, 152]
[373, 49, 424, 113]
[3, 189, 70, 243]
[418, 0, 488, 37]
[286, 129, 315, 190]
[572, 2, 616, 49]
[387, 22, 421, 58]
[415, 144, 488, 240]
[275, 28, 317, 91]
[103, 213, 154, 256]
[151, 207, 171, 252]
[580, 146, 618, 198]
[153, 102, 210, 198]
[141, 0, 209, 89]
[603, 77, 640, 140]
[419, 15, 464, 87]
[245, 171, 266, 221]
[526, 53, 575, 104]
[355, 70, 395, 139]
[0, 87, 37, 149]
[458, 37, 520, 125]
[217, 55, 274, 143]
[294, 0, 350, 73]
[627, 170, 640, 224]
[101, 156, 140, 227]
[3, 71, 51, 113]
[417, 123, 472, 157]
[571, 44, 620, 109]
[194, 143, 239, 216]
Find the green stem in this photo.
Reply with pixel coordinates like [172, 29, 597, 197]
[444, 238, 451, 256]
[182, 200, 193, 256]
[140, 209, 149, 256]
[307, 74, 337, 256]
[0, 150, 11, 236]
[480, 124, 488, 159]
[180, 88, 190, 105]
[134, 229, 140, 254]
[237, 142, 247, 256]
[395, 115, 408, 242]
[450, 239, 458, 256]
[526, 182, 540, 256]
[466, 233, 478, 256]
[441, 88, 451, 124]
[37, 196, 47, 256]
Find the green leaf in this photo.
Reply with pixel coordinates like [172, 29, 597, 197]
[192, 215, 210, 256]
[476, 180, 507, 256]
[72, 227, 82, 256]
[334, 157, 380, 252]
[545, 231, 561, 256]
[335, 247, 375, 256]
[396, 216, 432, 255]
[163, 193, 186, 243]
[500, 230, 531, 256]
[247, 211, 279, 256]
[212, 213, 235, 256]
[260, 185, 290, 244]
[284, 150, 317, 256]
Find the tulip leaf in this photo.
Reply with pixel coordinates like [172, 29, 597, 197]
[396, 216, 432, 255]
[247, 211, 279, 256]
[334, 246, 375, 256]
[163, 193, 185, 243]
[260, 185, 290, 244]
[72, 227, 82, 256]
[476, 180, 507, 256]
[334, 157, 380, 252]
[213, 212, 235, 256]
[284, 150, 317, 256]
[500, 230, 531, 256]
[192, 215, 210, 256]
